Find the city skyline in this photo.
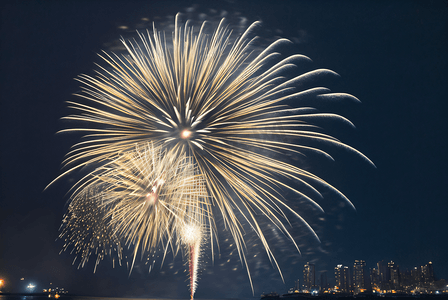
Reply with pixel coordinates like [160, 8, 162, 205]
[297, 259, 445, 295]
[2, 258, 444, 295]
[1, 0, 447, 298]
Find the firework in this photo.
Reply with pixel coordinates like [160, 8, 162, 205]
[54, 13, 372, 297]
[59, 142, 209, 298]
[181, 213, 204, 299]
[60, 143, 209, 275]
[59, 186, 123, 272]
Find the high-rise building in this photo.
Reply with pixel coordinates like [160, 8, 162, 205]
[411, 266, 422, 286]
[335, 264, 350, 293]
[388, 261, 400, 290]
[294, 279, 300, 292]
[370, 267, 380, 291]
[320, 271, 328, 290]
[353, 260, 367, 294]
[303, 262, 315, 291]
[400, 268, 412, 289]
[377, 260, 390, 290]
[422, 262, 435, 284]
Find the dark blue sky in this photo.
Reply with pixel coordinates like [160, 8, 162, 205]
[1, 0, 447, 298]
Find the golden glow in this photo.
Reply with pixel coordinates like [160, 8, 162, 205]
[182, 224, 202, 245]
[181, 129, 192, 139]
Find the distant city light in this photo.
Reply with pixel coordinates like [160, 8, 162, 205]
[27, 283, 36, 292]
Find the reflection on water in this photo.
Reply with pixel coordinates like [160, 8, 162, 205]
[0, 296, 187, 300]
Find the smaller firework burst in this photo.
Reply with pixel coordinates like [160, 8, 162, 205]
[60, 142, 210, 279]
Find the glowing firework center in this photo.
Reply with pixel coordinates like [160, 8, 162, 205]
[181, 129, 192, 139]
[144, 177, 165, 205]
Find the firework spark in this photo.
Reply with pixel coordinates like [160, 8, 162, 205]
[59, 186, 123, 272]
[54, 13, 372, 297]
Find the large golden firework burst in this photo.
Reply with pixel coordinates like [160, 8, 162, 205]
[55, 13, 372, 296]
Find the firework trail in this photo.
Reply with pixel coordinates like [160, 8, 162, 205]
[181, 213, 203, 299]
[53, 13, 372, 297]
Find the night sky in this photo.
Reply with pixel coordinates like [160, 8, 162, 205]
[1, 0, 447, 299]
